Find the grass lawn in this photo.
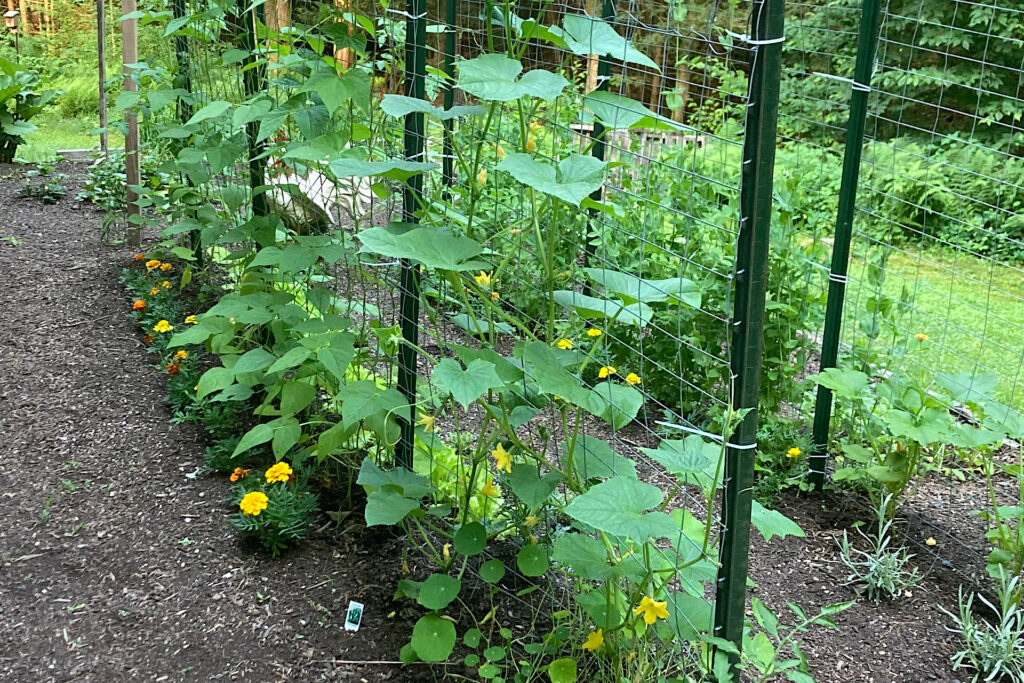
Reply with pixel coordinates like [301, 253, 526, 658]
[19, 111, 124, 162]
[845, 242, 1024, 411]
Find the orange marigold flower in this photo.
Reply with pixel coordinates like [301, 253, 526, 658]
[167, 362, 181, 376]
[142, 334, 154, 345]
[174, 350, 188, 361]
[229, 467, 251, 482]
[134, 253, 146, 261]
[132, 300, 146, 311]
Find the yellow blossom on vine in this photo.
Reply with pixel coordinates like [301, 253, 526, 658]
[509, 228, 522, 235]
[491, 291, 499, 302]
[526, 136, 537, 154]
[495, 144, 506, 160]
[492, 443, 512, 473]
[184, 315, 197, 325]
[586, 328, 602, 338]
[229, 467, 250, 482]
[416, 412, 436, 432]
[529, 121, 543, 135]
[598, 366, 616, 379]
[265, 461, 293, 483]
[556, 338, 573, 350]
[625, 372, 641, 386]
[153, 320, 173, 333]
[145, 259, 160, 270]
[481, 477, 500, 497]
[239, 491, 269, 516]
[633, 596, 669, 625]
[442, 543, 451, 561]
[582, 629, 603, 652]
[786, 447, 801, 459]
[915, 333, 928, 342]
[476, 167, 488, 187]
[475, 271, 492, 287]
[524, 516, 539, 528]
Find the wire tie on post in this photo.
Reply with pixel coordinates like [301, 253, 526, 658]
[828, 272, 849, 284]
[722, 28, 786, 46]
[386, 8, 427, 19]
[655, 421, 758, 450]
[810, 71, 872, 93]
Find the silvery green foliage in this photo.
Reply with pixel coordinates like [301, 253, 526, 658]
[942, 573, 1024, 683]
[837, 495, 921, 602]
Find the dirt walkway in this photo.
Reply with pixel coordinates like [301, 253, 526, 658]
[0, 165, 419, 682]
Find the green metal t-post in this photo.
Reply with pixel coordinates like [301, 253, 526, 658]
[240, 0, 268, 217]
[441, 0, 456, 190]
[712, 0, 784, 667]
[808, 0, 883, 489]
[396, 0, 427, 470]
[582, 0, 614, 286]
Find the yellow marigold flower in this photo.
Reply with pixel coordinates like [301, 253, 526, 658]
[174, 350, 188, 361]
[582, 628, 603, 652]
[495, 144, 506, 160]
[265, 461, 293, 483]
[184, 315, 198, 325]
[525, 136, 537, 154]
[556, 338, 573, 350]
[153, 320, 174, 333]
[633, 596, 669, 625]
[492, 443, 512, 473]
[524, 515, 539, 528]
[132, 299, 146, 311]
[239, 491, 269, 516]
[625, 372, 642, 386]
[476, 167, 488, 187]
[786, 447, 801, 459]
[145, 259, 160, 270]
[925, 537, 937, 546]
[598, 366, 616, 379]
[229, 467, 251, 482]
[475, 271, 492, 287]
[150, 287, 160, 295]
[491, 291, 499, 302]
[586, 328, 603, 337]
[161, 280, 171, 289]
[160, 263, 172, 272]
[416, 412, 436, 432]
[529, 121, 543, 135]
[481, 477, 500, 498]
[915, 333, 928, 342]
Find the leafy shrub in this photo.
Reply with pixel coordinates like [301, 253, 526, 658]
[0, 58, 59, 162]
[230, 463, 319, 556]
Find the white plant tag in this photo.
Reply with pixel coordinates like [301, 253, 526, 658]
[344, 600, 364, 632]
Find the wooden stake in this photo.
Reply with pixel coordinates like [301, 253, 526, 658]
[97, 0, 107, 157]
[122, 0, 140, 245]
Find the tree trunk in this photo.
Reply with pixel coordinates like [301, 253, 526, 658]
[672, 60, 689, 123]
[648, 44, 664, 115]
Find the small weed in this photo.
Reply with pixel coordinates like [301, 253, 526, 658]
[838, 495, 922, 602]
[37, 497, 54, 525]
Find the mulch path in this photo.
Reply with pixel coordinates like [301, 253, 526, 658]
[0, 164, 427, 682]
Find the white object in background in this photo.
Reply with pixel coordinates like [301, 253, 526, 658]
[344, 600, 364, 632]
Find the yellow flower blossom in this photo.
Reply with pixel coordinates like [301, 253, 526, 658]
[495, 144, 506, 160]
[633, 596, 669, 625]
[509, 228, 522, 236]
[786, 447, 801, 459]
[915, 333, 928, 342]
[525, 136, 537, 154]
[476, 167, 488, 187]
[184, 315, 198, 325]
[174, 350, 188, 360]
[150, 287, 160, 295]
[491, 291, 499, 302]
[481, 477, 500, 497]
[145, 259, 160, 270]
[239, 491, 269, 516]
[926, 537, 937, 546]
[582, 629, 603, 652]
[475, 271, 492, 287]
[416, 412, 436, 432]
[442, 543, 451, 561]
[161, 280, 171, 288]
[586, 328, 603, 338]
[625, 372, 641, 386]
[524, 515, 539, 528]
[153, 320, 174, 333]
[160, 263, 172, 272]
[556, 339, 573, 350]
[265, 461, 293, 483]
[492, 443, 512, 473]
[598, 366, 616, 379]
[529, 121, 543, 135]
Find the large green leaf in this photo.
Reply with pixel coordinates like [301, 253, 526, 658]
[357, 457, 432, 498]
[506, 464, 562, 510]
[666, 591, 713, 641]
[520, 341, 591, 406]
[417, 574, 462, 610]
[380, 94, 486, 120]
[517, 545, 550, 577]
[300, 66, 370, 115]
[750, 501, 805, 542]
[456, 54, 568, 102]
[341, 381, 408, 426]
[185, 100, 231, 126]
[583, 267, 701, 308]
[583, 91, 685, 130]
[641, 435, 716, 479]
[586, 382, 644, 429]
[431, 358, 505, 409]
[562, 435, 637, 479]
[557, 15, 658, 69]
[552, 532, 619, 580]
[808, 368, 870, 399]
[411, 614, 456, 662]
[327, 158, 437, 181]
[563, 477, 677, 540]
[552, 290, 653, 326]
[496, 153, 607, 206]
[357, 224, 488, 272]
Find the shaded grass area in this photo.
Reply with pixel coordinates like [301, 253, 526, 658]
[845, 241, 1024, 411]
[19, 112, 123, 163]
